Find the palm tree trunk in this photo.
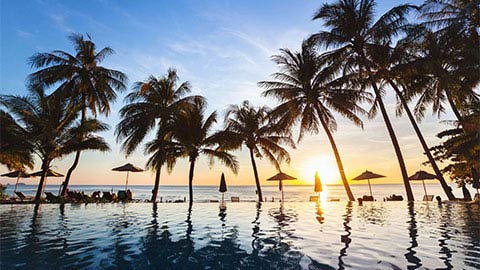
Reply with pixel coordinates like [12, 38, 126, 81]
[315, 107, 355, 201]
[151, 166, 161, 202]
[249, 147, 263, 202]
[389, 81, 455, 200]
[445, 90, 465, 124]
[61, 107, 86, 197]
[34, 160, 50, 204]
[371, 83, 414, 201]
[188, 158, 196, 207]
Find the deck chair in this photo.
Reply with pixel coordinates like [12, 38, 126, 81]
[15, 191, 27, 201]
[231, 197, 240, 202]
[118, 191, 127, 201]
[45, 192, 62, 203]
[309, 196, 319, 202]
[423, 195, 434, 201]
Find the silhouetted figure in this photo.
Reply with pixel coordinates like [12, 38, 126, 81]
[436, 196, 442, 204]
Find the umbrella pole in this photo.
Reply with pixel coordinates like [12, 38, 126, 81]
[125, 171, 130, 191]
[281, 180, 284, 202]
[222, 192, 224, 204]
[422, 180, 427, 196]
[368, 179, 372, 197]
[14, 175, 20, 193]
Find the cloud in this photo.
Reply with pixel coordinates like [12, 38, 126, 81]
[16, 30, 34, 39]
[49, 13, 74, 33]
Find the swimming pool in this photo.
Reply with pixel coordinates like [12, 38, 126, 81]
[1, 202, 479, 269]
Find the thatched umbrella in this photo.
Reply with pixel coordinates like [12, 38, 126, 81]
[352, 170, 385, 197]
[219, 172, 227, 206]
[1, 170, 32, 194]
[31, 169, 64, 197]
[267, 172, 297, 202]
[112, 163, 144, 191]
[408, 170, 437, 197]
[314, 171, 323, 199]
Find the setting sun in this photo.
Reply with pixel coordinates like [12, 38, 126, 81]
[298, 156, 340, 185]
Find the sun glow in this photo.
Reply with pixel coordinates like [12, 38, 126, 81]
[299, 156, 340, 185]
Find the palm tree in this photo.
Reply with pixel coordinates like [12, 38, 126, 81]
[171, 100, 239, 206]
[1, 89, 109, 203]
[116, 69, 201, 202]
[259, 40, 370, 201]
[28, 33, 127, 197]
[221, 100, 295, 202]
[0, 110, 34, 171]
[311, 0, 416, 200]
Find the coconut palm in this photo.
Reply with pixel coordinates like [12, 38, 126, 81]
[0, 110, 34, 170]
[259, 40, 370, 201]
[28, 33, 127, 197]
[221, 100, 295, 202]
[311, 0, 416, 200]
[1, 89, 109, 203]
[116, 69, 201, 202]
[171, 100, 239, 206]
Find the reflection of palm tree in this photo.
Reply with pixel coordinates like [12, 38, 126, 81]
[438, 203, 453, 269]
[405, 202, 422, 269]
[251, 202, 262, 253]
[338, 202, 352, 270]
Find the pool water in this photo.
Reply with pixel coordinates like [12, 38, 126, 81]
[1, 202, 479, 269]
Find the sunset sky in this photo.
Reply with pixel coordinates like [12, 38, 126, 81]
[1, 0, 458, 187]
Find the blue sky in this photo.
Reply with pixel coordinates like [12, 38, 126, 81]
[2, 0, 459, 190]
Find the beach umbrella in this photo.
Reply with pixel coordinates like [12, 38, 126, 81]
[1, 170, 32, 194]
[219, 172, 227, 207]
[352, 170, 385, 197]
[408, 170, 437, 196]
[314, 171, 323, 193]
[112, 163, 144, 191]
[31, 169, 64, 196]
[267, 172, 297, 202]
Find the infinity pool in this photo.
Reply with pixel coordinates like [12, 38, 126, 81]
[1, 202, 479, 269]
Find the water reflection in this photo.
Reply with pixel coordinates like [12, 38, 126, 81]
[405, 202, 422, 269]
[438, 203, 454, 269]
[338, 202, 352, 270]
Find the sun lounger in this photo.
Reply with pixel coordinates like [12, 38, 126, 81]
[329, 198, 340, 202]
[423, 195, 434, 201]
[309, 196, 319, 202]
[15, 191, 27, 201]
[45, 192, 63, 203]
[231, 197, 240, 202]
[210, 199, 219, 202]
[361, 195, 374, 201]
[118, 191, 127, 201]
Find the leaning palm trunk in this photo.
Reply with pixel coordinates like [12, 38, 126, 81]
[445, 91, 465, 125]
[371, 83, 414, 201]
[249, 147, 263, 202]
[188, 158, 196, 207]
[316, 107, 355, 201]
[61, 108, 86, 197]
[389, 81, 455, 200]
[151, 166, 161, 202]
[35, 160, 50, 204]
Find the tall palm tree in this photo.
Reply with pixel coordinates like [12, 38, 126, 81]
[1, 89, 109, 203]
[259, 40, 370, 201]
[171, 100, 239, 206]
[28, 33, 127, 197]
[360, 37, 457, 200]
[116, 69, 201, 202]
[222, 100, 295, 202]
[311, 0, 416, 200]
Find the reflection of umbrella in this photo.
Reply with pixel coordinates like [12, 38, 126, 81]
[267, 172, 297, 202]
[112, 163, 144, 191]
[1, 170, 32, 194]
[352, 170, 385, 197]
[219, 173, 227, 207]
[408, 170, 437, 196]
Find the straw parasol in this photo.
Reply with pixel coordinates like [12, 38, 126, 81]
[112, 163, 144, 191]
[352, 170, 385, 197]
[314, 171, 323, 193]
[31, 169, 64, 197]
[267, 172, 297, 202]
[1, 170, 32, 194]
[408, 170, 437, 197]
[219, 172, 227, 208]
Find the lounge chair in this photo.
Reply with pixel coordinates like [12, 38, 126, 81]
[210, 199, 219, 203]
[15, 191, 27, 201]
[118, 191, 127, 201]
[102, 191, 114, 201]
[361, 195, 374, 201]
[45, 192, 63, 203]
[423, 195, 434, 201]
[309, 196, 319, 202]
[329, 198, 340, 202]
[231, 197, 240, 202]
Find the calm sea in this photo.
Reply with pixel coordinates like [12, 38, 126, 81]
[5, 183, 477, 202]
